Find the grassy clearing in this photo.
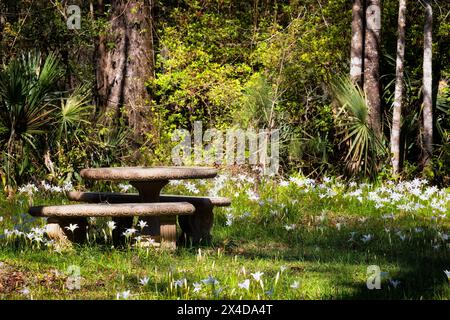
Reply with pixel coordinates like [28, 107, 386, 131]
[0, 175, 449, 299]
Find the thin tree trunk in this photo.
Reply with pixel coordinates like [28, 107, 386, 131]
[0, 1, 7, 64]
[96, 0, 155, 140]
[351, 0, 365, 86]
[422, 0, 433, 167]
[391, 0, 407, 174]
[364, 0, 382, 139]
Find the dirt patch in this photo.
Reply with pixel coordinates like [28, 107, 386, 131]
[0, 261, 27, 294]
[0, 261, 71, 295]
[34, 269, 66, 290]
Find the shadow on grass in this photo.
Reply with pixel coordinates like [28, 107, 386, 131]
[213, 215, 450, 299]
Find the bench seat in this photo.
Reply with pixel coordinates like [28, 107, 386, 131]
[29, 202, 195, 218]
[67, 191, 231, 207]
[67, 191, 231, 245]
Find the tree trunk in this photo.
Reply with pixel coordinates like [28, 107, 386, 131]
[351, 0, 365, 86]
[364, 0, 382, 139]
[422, 0, 433, 168]
[0, 1, 7, 64]
[391, 0, 407, 175]
[96, 0, 155, 140]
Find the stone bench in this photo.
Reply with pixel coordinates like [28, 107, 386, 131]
[28, 202, 195, 246]
[67, 191, 231, 245]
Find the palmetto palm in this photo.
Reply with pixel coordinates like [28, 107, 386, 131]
[56, 85, 91, 141]
[331, 76, 386, 176]
[0, 51, 62, 184]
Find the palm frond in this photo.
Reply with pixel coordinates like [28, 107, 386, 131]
[57, 85, 91, 139]
[331, 75, 386, 176]
[0, 51, 62, 185]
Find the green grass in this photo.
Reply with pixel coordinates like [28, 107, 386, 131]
[0, 175, 449, 299]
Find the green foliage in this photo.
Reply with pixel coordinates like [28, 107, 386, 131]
[0, 51, 61, 144]
[0, 51, 99, 186]
[434, 80, 450, 184]
[149, 1, 348, 174]
[56, 85, 91, 141]
[0, 51, 63, 185]
[0, 0, 450, 181]
[331, 76, 386, 177]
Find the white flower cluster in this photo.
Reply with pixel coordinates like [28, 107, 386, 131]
[18, 183, 38, 195]
[272, 175, 449, 215]
[18, 181, 74, 195]
[208, 174, 229, 197]
[2, 226, 53, 246]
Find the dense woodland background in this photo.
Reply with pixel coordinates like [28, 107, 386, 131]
[0, 0, 449, 188]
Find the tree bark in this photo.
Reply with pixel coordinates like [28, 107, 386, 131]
[351, 0, 365, 86]
[391, 0, 407, 175]
[0, 1, 7, 64]
[364, 0, 382, 139]
[422, 0, 433, 168]
[96, 0, 155, 139]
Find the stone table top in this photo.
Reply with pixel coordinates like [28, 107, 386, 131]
[80, 166, 218, 182]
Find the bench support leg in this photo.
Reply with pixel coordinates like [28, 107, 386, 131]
[159, 216, 177, 250]
[178, 202, 213, 245]
[46, 217, 88, 246]
[131, 181, 170, 246]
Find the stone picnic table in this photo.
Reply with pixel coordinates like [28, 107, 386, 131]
[29, 166, 231, 249]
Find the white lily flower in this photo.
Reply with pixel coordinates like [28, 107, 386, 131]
[225, 213, 234, 226]
[20, 287, 30, 295]
[122, 228, 137, 237]
[137, 220, 148, 230]
[118, 183, 132, 192]
[382, 213, 395, 220]
[396, 232, 406, 241]
[193, 282, 202, 293]
[50, 186, 62, 193]
[284, 224, 296, 231]
[361, 234, 373, 243]
[107, 221, 116, 230]
[444, 270, 450, 280]
[238, 279, 250, 290]
[185, 182, 199, 194]
[246, 190, 259, 201]
[201, 275, 219, 286]
[65, 224, 78, 233]
[279, 180, 289, 187]
[251, 271, 264, 282]
[174, 278, 186, 288]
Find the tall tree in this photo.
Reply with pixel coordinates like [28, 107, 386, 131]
[96, 0, 155, 139]
[391, 0, 407, 174]
[351, 0, 365, 86]
[364, 0, 382, 139]
[422, 0, 433, 167]
[0, 5, 4, 64]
